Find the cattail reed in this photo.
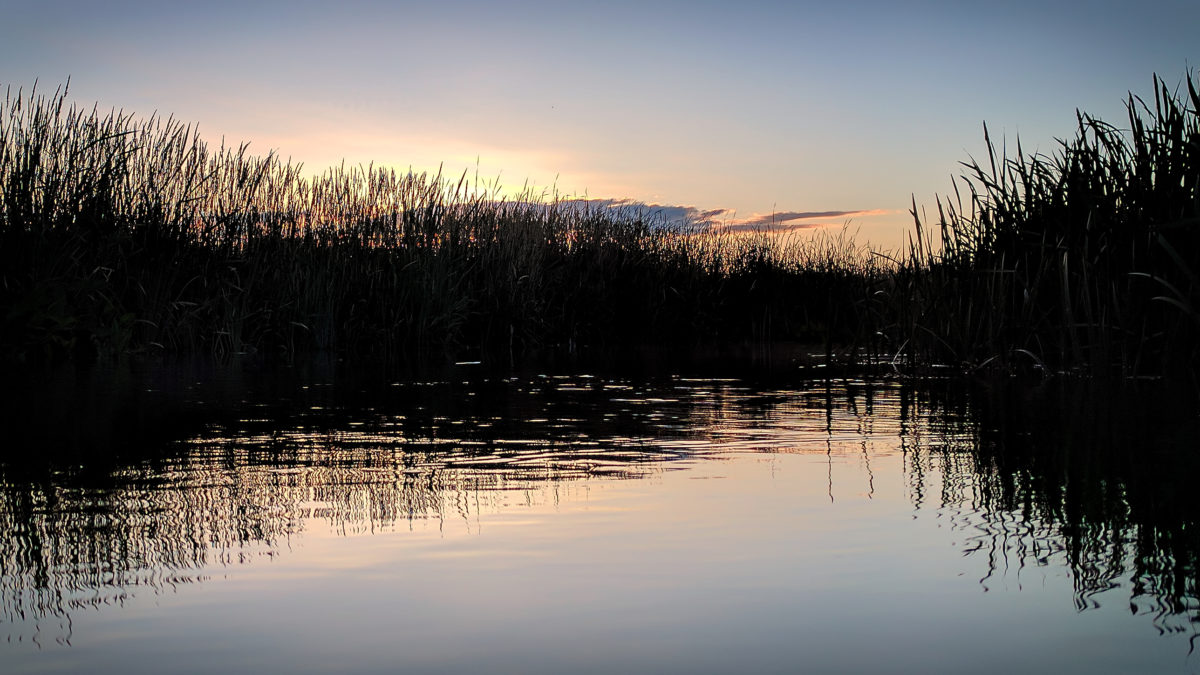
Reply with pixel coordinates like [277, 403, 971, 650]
[4, 71, 1197, 382]
[891, 71, 1199, 380]
[0, 82, 883, 364]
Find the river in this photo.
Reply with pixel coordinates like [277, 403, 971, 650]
[2, 360, 1197, 673]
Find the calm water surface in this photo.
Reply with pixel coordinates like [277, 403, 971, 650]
[2, 363, 1197, 673]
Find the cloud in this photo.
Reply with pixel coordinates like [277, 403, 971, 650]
[547, 199, 894, 234]
[740, 210, 865, 225]
[558, 198, 732, 227]
[726, 209, 893, 232]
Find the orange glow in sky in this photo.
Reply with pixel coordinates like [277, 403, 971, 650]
[3, 2, 1196, 252]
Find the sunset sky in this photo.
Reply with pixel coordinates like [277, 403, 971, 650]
[2, 0, 1196, 250]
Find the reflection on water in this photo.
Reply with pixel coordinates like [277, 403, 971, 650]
[938, 382, 1200, 639]
[1, 366, 1197, 669]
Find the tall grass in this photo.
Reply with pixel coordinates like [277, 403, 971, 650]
[0, 82, 882, 363]
[6, 71, 1198, 380]
[896, 71, 1200, 380]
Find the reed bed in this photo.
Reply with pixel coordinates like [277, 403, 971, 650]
[0, 82, 883, 363]
[4, 71, 1197, 381]
[894, 71, 1200, 380]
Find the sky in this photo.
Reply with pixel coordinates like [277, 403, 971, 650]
[1, 0, 1196, 251]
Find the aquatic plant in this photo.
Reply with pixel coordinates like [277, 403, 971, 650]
[0, 81, 881, 363]
[4, 70, 1198, 382]
[896, 71, 1200, 380]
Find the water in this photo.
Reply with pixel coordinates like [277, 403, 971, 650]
[2, 363, 1198, 673]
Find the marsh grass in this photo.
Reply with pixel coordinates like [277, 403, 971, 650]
[894, 71, 1200, 380]
[0, 82, 882, 363]
[5, 71, 1198, 380]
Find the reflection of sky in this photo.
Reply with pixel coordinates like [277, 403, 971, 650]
[2, 1, 1197, 250]
[3, 374, 1198, 670]
[4, 446, 1188, 673]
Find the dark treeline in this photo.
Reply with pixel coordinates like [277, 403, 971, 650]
[1, 71, 1198, 379]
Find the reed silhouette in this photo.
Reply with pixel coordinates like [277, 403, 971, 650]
[0, 82, 878, 365]
[894, 71, 1200, 378]
[4, 72, 1197, 378]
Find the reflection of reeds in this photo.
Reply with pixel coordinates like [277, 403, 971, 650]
[3, 71, 1198, 377]
[909, 380, 1200, 636]
[0, 82, 882, 363]
[0, 376, 927, 643]
[0, 374, 720, 641]
[3, 373, 1197, 644]
[894, 71, 1200, 377]
[0, 431, 605, 643]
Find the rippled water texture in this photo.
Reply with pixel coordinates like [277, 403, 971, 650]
[2, 365, 1198, 673]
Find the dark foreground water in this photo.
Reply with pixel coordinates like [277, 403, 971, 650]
[2, 361, 1198, 673]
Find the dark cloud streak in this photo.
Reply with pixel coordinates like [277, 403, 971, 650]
[549, 199, 889, 233]
[738, 210, 864, 226]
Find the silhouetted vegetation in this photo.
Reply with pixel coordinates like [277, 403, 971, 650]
[0, 82, 880, 365]
[894, 72, 1200, 379]
[2, 71, 1198, 381]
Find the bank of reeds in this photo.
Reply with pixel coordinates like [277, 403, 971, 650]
[4, 71, 1199, 381]
[893, 71, 1200, 380]
[0, 82, 882, 363]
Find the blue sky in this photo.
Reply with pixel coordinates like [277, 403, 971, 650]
[2, 0, 1196, 249]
